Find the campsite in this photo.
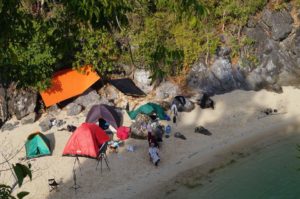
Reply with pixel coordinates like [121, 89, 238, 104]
[2, 1, 300, 199]
[1, 81, 300, 199]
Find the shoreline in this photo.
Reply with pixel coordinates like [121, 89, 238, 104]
[138, 119, 300, 199]
[161, 121, 300, 198]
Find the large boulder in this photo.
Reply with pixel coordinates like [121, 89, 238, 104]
[72, 89, 101, 109]
[39, 117, 54, 132]
[261, 8, 293, 41]
[0, 84, 8, 127]
[98, 85, 119, 103]
[187, 59, 248, 95]
[155, 81, 180, 100]
[21, 112, 37, 125]
[210, 58, 237, 91]
[7, 86, 37, 120]
[66, 103, 83, 116]
[134, 69, 154, 94]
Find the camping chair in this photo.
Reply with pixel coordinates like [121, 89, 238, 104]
[48, 178, 59, 192]
[96, 142, 110, 173]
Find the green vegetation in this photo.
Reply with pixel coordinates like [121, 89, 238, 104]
[0, 0, 276, 89]
[0, 162, 32, 199]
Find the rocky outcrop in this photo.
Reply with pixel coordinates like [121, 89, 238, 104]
[188, 5, 300, 95]
[72, 89, 101, 109]
[21, 112, 37, 125]
[0, 84, 8, 127]
[187, 59, 249, 95]
[134, 69, 154, 94]
[7, 85, 37, 120]
[155, 81, 180, 100]
[261, 8, 293, 41]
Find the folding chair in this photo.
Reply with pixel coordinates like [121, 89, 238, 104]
[48, 178, 59, 192]
[96, 142, 110, 173]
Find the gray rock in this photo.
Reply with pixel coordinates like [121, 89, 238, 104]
[47, 105, 60, 113]
[216, 46, 231, 58]
[247, 17, 257, 28]
[21, 112, 37, 125]
[187, 58, 249, 95]
[134, 69, 154, 94]
[1, 122, 17, 132]
[210, 58, 237, 91]
[181, 100, 195, 112]
[285, 28, 300, 66]
[39, 118, 52, 132]
[155, 81, 180, 100]
[7, 86, 37, 120]
[262, 9, 293, 41]
[0, 84, 8, 126]
[66, 103, 83, 116]
[101, 85, 119, 102]
[119, 63, 133, 76]
[246, 70, 265, 90]
[267, 84, 283, 93]
[72, 89, 100, 109]
[56, 119, 66, 127]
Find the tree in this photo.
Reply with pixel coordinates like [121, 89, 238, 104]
[0, 151, 32, 199]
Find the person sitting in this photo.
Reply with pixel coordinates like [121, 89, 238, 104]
[149, 143, 160, 166]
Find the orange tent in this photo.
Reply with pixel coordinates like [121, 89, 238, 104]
[40, 65, 100, 107]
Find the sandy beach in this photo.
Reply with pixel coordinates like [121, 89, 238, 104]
[1, 86, 300, 199]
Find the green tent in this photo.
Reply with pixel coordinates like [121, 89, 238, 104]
[127, 103, 168, 120]
[25, 132, 51, 159]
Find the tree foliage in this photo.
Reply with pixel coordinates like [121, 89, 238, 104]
[0, 162, 32, 199]
[0, 0, 271, 89]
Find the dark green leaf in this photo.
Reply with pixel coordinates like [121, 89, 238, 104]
[17, 191, 30, 199]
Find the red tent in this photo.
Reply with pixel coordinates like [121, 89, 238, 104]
[62, 123, 109, 159]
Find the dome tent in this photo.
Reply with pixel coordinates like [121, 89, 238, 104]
[62, 123, 109, 159]
[25, 132, 51, 159]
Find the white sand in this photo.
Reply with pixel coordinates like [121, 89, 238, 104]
[1, 86, 300, 199]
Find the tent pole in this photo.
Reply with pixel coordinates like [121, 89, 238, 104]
[71, 157, 81, 191]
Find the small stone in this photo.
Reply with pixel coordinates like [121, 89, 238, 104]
[66, 103, 83, 116]
[39, 118, 52, 132]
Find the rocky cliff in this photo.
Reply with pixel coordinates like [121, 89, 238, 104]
[187, 4, 300, 95]
[1, 4, 300, 127]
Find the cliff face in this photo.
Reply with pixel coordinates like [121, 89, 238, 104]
[187, 4, 300, 95]
[1, 3, 300, 126]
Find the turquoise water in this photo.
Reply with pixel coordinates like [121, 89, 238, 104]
[166, 134, 300, 199]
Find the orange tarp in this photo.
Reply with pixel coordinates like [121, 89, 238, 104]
[40, 66, 100, 107]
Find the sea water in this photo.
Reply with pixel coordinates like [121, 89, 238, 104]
[166, 133, 300, 199]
